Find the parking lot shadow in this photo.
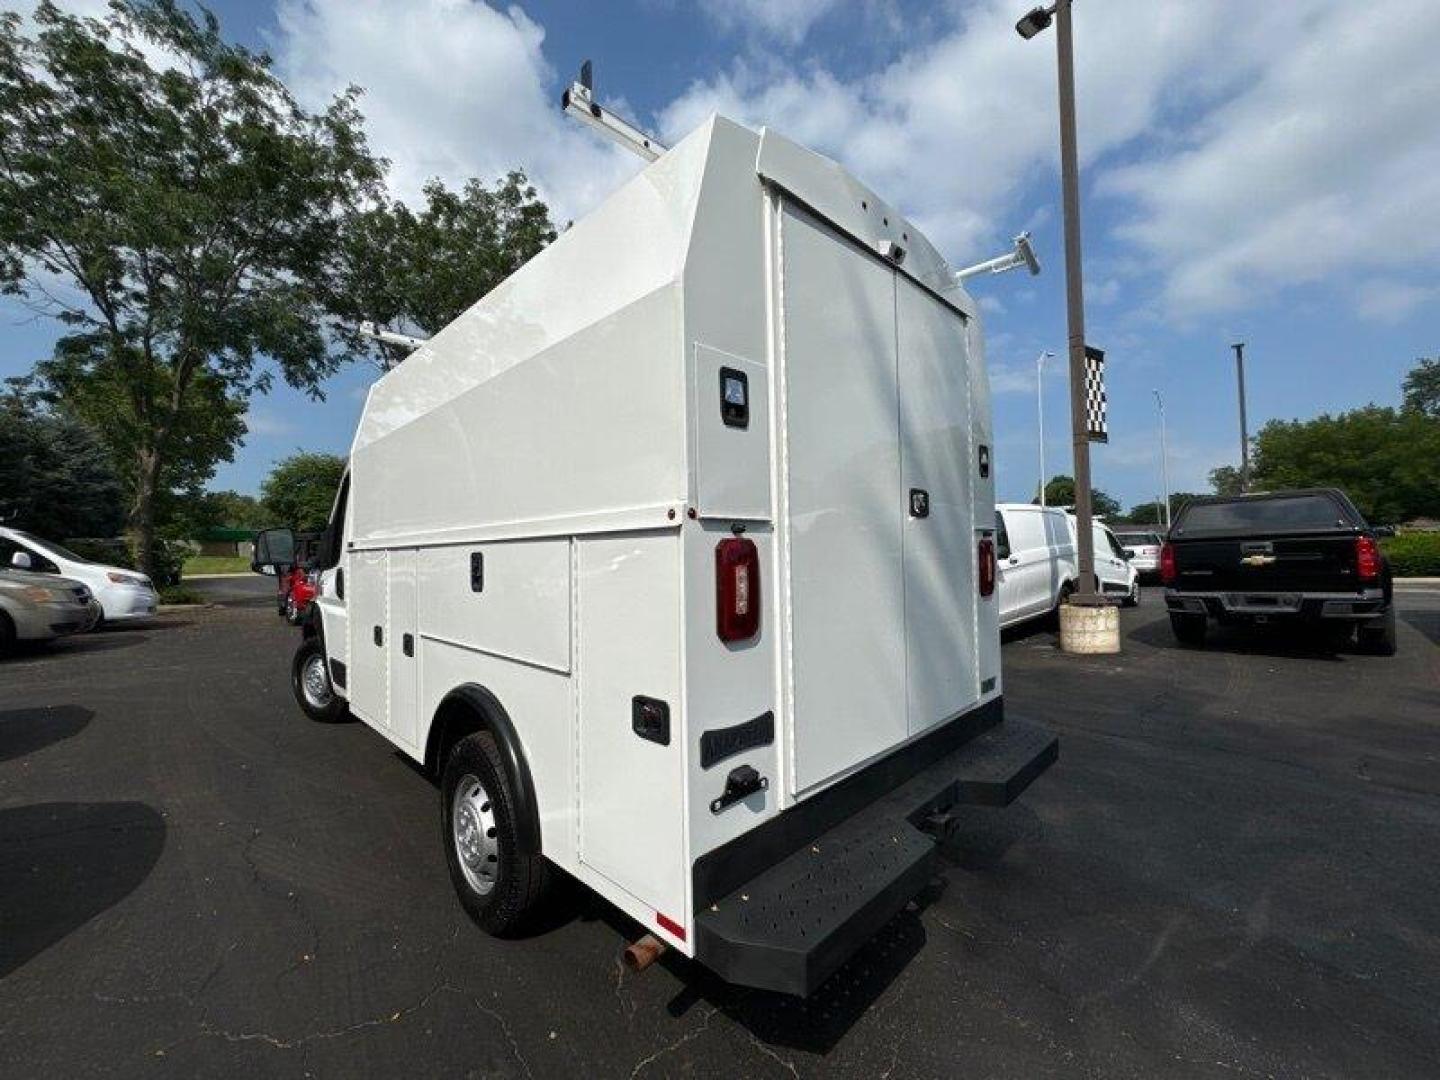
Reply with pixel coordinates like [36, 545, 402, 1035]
[0, 706, 93, 764]
[1127, 616, 1353, 661]
[0, 802, 166, 979]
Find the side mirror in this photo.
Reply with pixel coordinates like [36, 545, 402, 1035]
[1373, 525, 1396, 538]
[251, 527, 297, 574]
[11, 550, 32, 570]
[1122, 550, 1134, 561]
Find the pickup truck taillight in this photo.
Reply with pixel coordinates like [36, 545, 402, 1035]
[1160, 542, 1177, 585]
[716, 537, 760, 642]
[977, 536, 996, 597]
[1354, 536, 1381, 583]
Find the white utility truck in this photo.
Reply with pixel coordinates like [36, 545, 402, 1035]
[255, 116, 1057, 996]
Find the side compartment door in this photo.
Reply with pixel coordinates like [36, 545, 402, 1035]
[897, 277, 977, 734]
[388, 549, 419, 751]
[347, 549, 389, 730]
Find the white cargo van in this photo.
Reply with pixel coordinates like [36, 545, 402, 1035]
[254, 117, 1056, 996]
[994, 503, 1078, 628]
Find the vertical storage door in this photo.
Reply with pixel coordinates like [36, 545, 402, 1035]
[897, 278, 978, 734]
[781, 202, 908, 794]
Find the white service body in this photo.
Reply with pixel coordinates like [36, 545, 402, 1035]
[309, 117, 1002, 959]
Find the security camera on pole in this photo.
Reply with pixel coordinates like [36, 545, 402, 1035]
[1016, 0, 1119, 654]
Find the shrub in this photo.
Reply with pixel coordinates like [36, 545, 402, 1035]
[1382, 532, 1440, 578]
[159, 585, 206, 605]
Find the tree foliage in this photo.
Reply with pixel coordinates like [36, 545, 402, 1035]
[1402, 357, 1440, 419]
[0, 378, 125, 537]
[330, 174, 557, 368]
[1250, 406, 1439, 524]
[1207, 465, 1244, 496]
[261, 452, 345, 533]
[1033, 474, 1121, 517]
[0, 1, 381, 573]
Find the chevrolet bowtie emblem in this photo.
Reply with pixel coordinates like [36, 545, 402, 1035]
[1240, 554, 1276, 567]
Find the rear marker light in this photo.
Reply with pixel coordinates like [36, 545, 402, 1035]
[1160, 542, 1177, 585]
[1355, 536, 1381, 583]
[656, 911, 686, 941]
[716, 536, 760, 642]
[978, 536, 996, 597]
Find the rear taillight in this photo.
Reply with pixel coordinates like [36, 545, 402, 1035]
[1355, 536, 1381, 583]
[1160, 542, 1177, 585]
[978, 536, 996, 597]
[716, 537, 760, 642]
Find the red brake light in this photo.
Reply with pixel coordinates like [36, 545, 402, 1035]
[978, 536, 996, 597]
[1355, 536, 1381, 583]
[716, 537, 760, 642]
[1160, 542, 1177, 585]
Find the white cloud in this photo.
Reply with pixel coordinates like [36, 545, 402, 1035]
[270, 0, 645, 223]
[1355, 280, 1440, 325]
[243, 408, 295, 437]
[699, 0, 841, 44]
[1105, 0, 1440, 316]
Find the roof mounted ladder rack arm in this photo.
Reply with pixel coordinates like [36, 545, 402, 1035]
[955, 232, 1041, 283]
[560, 60, 668, 162]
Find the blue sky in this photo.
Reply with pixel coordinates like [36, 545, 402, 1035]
[3, 0, 1438, 513]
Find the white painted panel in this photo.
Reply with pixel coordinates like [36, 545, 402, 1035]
[577, 533, 686, 922]
[388, 549, 419, 752]
[780, 202, 908, 794]
[692, 345, 771, 521]
[417, 540, 571, 674]
[347, 550, 389, 730]
[897, 278, 978, 734]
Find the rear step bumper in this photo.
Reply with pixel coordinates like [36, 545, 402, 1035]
[694, 708, 1057, 996]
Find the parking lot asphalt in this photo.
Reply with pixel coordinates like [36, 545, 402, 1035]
[2, 589, 1438, 1078]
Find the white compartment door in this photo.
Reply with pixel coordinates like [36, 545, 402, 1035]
[897, 278, 978, 735]
[387, 548, 419, 752]
[780, 202, 908, 794]
[347, 549, 389, 730]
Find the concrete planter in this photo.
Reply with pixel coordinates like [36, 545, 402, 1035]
[1059, 602, 1120, 654]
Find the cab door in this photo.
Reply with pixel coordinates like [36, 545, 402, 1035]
[314, 473, 351, 701]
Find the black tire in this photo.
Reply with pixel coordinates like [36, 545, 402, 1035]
[1356, 606, 1398, 656]
[1123, 578, 1141, 608]
[290, 637, 347, 722]
[1170, 612, 1207, 647]
[0, 611, 15, 657]
[441, 730, 550, 936]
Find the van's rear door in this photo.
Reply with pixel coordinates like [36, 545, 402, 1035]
[780, 201, 979, 794]
[781, 201, 908, 794]
[897, 277, 977, 734]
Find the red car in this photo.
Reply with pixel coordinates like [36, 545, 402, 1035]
[279, 564, 318, 625]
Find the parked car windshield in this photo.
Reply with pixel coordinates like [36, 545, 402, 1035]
[10, 530, 90, 564]
[1178, 494, 1348, 535]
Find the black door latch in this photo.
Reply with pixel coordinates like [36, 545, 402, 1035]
[910, 488, 930, 518]
[710, 764, 768, 814]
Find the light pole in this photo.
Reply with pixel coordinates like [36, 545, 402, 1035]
[1230, 341, 1250, 492]
[1037, 350, 1054, 505]
[1153, 388, 1171, 529]
[1017, 0, 1099, 603]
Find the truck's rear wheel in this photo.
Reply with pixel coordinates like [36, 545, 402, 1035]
[1356, 606, 1398, 656]
[290, 638, 346, 722]
[442, 730, 549, 935]
[1169, 612, 1207, 647]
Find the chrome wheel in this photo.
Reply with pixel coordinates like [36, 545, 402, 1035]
[452, 775, 499, 896]
[300, 653, 332, 710]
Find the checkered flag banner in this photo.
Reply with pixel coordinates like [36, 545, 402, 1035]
[1083, 345, 1108, 444]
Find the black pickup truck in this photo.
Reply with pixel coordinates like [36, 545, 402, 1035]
[1161, 488, 1396, 654]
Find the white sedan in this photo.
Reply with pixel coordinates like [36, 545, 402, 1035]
[0, 527, 159, 625]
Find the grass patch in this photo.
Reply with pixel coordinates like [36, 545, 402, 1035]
[1382, 532, 1440, 577]
[182, 555, 252, 576]
[159, 585, 207, 605]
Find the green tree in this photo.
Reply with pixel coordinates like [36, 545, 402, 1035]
[0, 1, 381, 575]
[1124, 492, 1201, 526]
[1034, 474, 1120, 517]
[1208, 465, 1244, 496]
[0, 378, 125, 537]
[261, 452, 346, 532]
[331, 174, 556, 368]
[1402, 357, 1440, 419]
[1250, 406, 1440, 524]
